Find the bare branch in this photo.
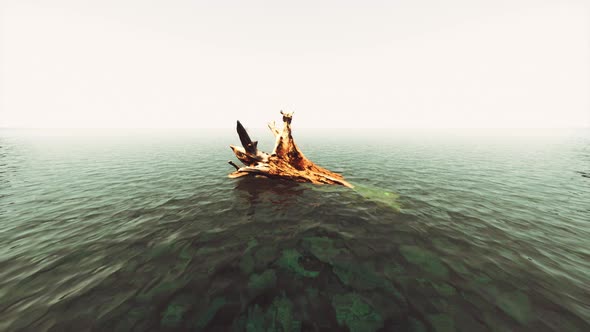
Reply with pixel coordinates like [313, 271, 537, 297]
[228, 111, 353, 188]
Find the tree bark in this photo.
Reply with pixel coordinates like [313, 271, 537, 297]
[228, 111, 353, 188]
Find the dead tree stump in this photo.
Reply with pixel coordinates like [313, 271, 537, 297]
[228, 111, 353, 188]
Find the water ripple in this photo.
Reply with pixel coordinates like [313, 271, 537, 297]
[0, 129, 589, 331]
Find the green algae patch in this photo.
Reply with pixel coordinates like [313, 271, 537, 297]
[446, 260, 470, 275]
[246, 238, 258, 252]
[432, 238, 461, 253]
[333, 262, 379, 289]
[496, 291, 533, 324]
[353, 184, 401, 211]
[147, 244, 171, 259]
[161, 304, 186, 328]
[137, 280, 187, 302]
[113, 307, 147, 332]
[196, 246, 219, 256]
[245, 305, 266, 332]
[400, 245, 449, 279]
[427, 313, 456, 332]
[195, 297, 226, 330]
[254, 245, 279, 269]
[383, 263, 405, 278]
[248, 269, 277, 293]
[431, 298, 451, 312]
[244, 295, 301, 332]
[178, 245, 193, 262]
[305, 287, 319, 300]
[302, 236, 341, 263]
[433, 283, 456, 297]
[408, 317, 428, 332]
[270, 295, 301, 332]
[168, 246, 193, 275]
[161, 294, 193, 328]
[277, 249, 319, 278]
[239, 253, 255, 274]
[331, 293, 383, 332]
[332, 261, 404, 302]
[473, 274, 492, 284]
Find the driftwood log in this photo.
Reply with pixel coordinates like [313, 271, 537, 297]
[228, 111, 353, 188]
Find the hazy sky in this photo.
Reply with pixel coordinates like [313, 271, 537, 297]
[1, 0, 589, 128]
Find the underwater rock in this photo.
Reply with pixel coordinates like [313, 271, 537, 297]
[305, 287, 319, 301]
[408, 317, 428, 332]
[271, 295, 301, 332]
[433, 283, 456, 297]
[383, 263, 405, 278]
[332, 261, 404, 303]
[195, 297, 226, 330]
[331, 293, 383, 332]
[254, 245, 279, 270]
[245, 305, 266, 332]
[451, 310, 489, 331]
[333, 261, 378, 290]
[112, 307, 150, 332]
[277, 249, 319, 278]
[432, 238, 462, 254]
[195, 246, 220, 256]
[248, 269, 277, 294]
[246, 238, 259, 252]
[243, 295, 301, 332]
[161, 294, 193, 328]
[400, 245, 450, 279]
[137, 279, 188, 303]
[431, 298, 451, 312]
[303, 236, 340, 263]
[427, 313, 456, 332]
[240, 253, 255, 274]
[495, 290, 533, 324]
[178, 245, 194, 261]
[302, 236, 341, 263]
[445, 260, 470, 276]
[146, 243, 172, 259]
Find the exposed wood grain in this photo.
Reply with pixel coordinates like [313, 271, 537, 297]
[228, 111, 353, 188]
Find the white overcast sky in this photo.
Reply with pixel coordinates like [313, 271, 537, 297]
[1, 0, 589, 128]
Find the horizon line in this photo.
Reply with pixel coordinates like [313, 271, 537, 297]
[1, 126, 589, 130]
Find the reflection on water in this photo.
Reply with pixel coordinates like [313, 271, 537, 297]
[0, 129, 589, 331]
[234, 177, 307, 214]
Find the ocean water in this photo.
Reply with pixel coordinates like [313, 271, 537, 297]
[0, 128, 589, 331]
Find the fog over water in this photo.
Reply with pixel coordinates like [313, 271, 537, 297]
[2, 0, 589, 129]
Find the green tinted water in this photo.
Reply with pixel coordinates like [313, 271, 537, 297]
[1, 129, 589, 331]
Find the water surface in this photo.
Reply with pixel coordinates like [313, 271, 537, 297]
[1, 128, 589, 331]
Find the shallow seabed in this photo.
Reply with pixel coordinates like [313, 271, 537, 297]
[1, 128, 589, 331]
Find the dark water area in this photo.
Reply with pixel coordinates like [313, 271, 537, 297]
[1, 128, 589, 331]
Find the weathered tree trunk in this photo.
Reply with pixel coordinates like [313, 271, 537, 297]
[228, 111, 353, 188]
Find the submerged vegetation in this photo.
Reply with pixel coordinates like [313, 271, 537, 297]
[33, 222, 545, 331]
[2, 129, 589, 331]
